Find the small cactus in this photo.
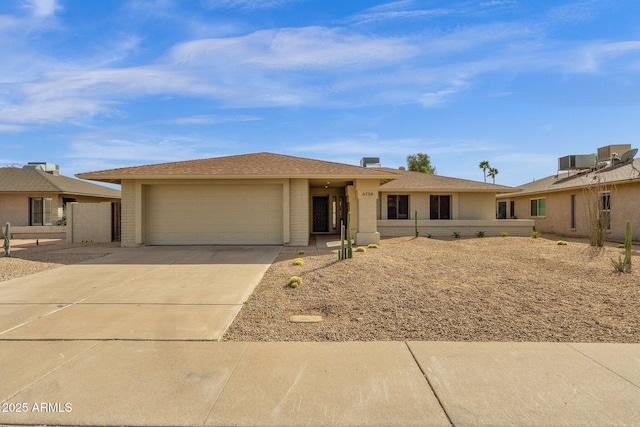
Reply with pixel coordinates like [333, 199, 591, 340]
[293, 258, 304, 266]
[3, 223, 10, 257]
[288, 276, 302, 288]
[623, 221, 632, 271]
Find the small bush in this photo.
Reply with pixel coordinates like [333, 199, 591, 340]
[293, 258, 304, 266]
[500, 231, 509, 237]
[476, 231, 485, 238]
[355, 246, 366, 252]
[556, 240, 568, 245]
[427, 234, 432, 238]
[617, 244, 626, 249]
[531, 231, 541, 238]
[367, 244, 379, 249]
[611, 255, 631, 273]
[452, 231, 461, 239]
[288, 276, 302, 288]
[297, 250, 305, 255]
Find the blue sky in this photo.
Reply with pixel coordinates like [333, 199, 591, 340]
[1, 0, 640, 187]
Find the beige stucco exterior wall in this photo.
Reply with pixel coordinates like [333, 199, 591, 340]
[67, 202, 112, 243]
[0, 194, 28, 226]
[354, 179, 380, 245]
[458, 192, 495, 220]
[500, 182, 640, 241]
[290, 178, 309, 246]
[378, 192, 494, 221]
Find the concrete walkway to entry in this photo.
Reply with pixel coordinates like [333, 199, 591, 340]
[1, 243, 639, 426]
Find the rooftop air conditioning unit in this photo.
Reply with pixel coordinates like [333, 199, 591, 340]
[597, 144, 632, 162]
[23, 162, 60, 174]
[558, 154, 595, 171]
[360, 157, 381, 167]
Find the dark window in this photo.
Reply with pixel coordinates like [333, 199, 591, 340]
[30, 197, 53, 225]
[387, 195, 409, 219]
[510, 201, 515, 218]
[497, 201, 507, 219]
[430, 195, 451, 220]
[530, 198, 546, 217]
[601, 192, 611, 231]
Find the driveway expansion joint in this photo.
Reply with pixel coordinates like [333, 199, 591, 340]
[565, 343, 640, 389]
[404, 341, 454, 427]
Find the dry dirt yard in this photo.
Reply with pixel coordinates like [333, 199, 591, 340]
[0, 240, 111, 282]
[223, 235, 640, 343]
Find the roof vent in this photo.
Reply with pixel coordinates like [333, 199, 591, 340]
[360, 157, 381, 167]
[23, 162, 60, 175]
[558, 154, 595, 171]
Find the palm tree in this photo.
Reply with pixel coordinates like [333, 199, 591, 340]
[488, 167, 499, 184]
[479, 160, 490, 183]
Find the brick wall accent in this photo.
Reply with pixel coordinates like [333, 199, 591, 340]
[289, 178, 309, 245]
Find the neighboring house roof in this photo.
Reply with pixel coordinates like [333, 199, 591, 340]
[77, 152, 400, 183]
[498, 158, 640, 198]
[379, 168, 517, 193]
[0, 167, 121, 198]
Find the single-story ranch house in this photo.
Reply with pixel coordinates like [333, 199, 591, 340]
[77, 152, 533, 247]
[497, 144, 640, 242]
[0, 163, 121, 239]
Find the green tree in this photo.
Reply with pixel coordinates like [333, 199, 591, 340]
[488, 167, 499, 184]
[407, 153, 436, 174]
[479, 160, 490, 182]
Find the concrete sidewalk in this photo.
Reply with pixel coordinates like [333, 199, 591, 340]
[1, 341, 638, 426]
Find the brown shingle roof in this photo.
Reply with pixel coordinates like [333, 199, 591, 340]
[77, 152, 400, 183]
[379, 168, 517, 193]
[499, 158, 640, 198]
[0, 167, 121, 198]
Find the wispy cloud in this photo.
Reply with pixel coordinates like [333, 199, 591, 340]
[66, 138, 206, 162]
[26, 0, 61, 17]
[169, 115, 262, 125]
[204, 0, 299, 11]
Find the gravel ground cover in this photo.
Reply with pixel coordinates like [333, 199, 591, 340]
[223, 235, 640, 342]
[0, 240, 112, 282]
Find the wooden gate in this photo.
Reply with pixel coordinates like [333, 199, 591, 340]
[111, 202, 121, 242]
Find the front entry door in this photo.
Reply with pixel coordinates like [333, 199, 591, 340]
[312, 196, 330, 232]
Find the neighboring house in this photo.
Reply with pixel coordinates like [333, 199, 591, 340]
[0, 163, 121, 238]
[378, 168, 534, 237]
[497, 145, 640, 242]
[77, 152, 532, 247]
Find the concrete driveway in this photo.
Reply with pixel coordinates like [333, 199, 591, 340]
[0, 245, 281, 340]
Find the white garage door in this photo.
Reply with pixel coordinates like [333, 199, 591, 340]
[147, 184, 283, 245]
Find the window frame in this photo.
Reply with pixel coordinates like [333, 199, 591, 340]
[430, 194, 451, 220]
[387, 195, 409, 220]
[29, 197, 53, 226]
[530, 198, 546, 217]
[600, 192, 611, 231]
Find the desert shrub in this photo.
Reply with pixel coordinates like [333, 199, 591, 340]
[293, 258, 304, 266]
[500, 231, 509, 237]
[611, 256, 631, 273]
[427, 234, 432, 238]
[531, 231, 541, 238]
[617, 244, 626, 249]
[476, 231, 485, 238]
[452, 231, 461, 239]
[288, 276, 302, 288]
[355, 246, 366, 252]
[297, 250, 305, 255]
[367, 244, 378, 249]
[557, 240, 568, 245]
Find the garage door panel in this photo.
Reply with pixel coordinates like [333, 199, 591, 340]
[147, 184, 283, 245]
